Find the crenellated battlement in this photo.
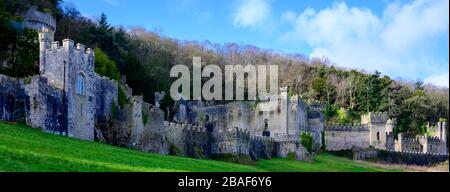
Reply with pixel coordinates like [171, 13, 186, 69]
[325, 124, 369, 131]
[361, 112, 388, 124]
[250, 135, 275, 142]
[164, 121, 207, 133]
[22, 6, 56, 34]
[45, 40, 95, 58]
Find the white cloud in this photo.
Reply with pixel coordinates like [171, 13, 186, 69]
[281, 11, 296, 22]
[425, 73, 449, 88]
[381, 0, 449, 51]
[233, 0, 271, 28]
[281, 0, 449, 87]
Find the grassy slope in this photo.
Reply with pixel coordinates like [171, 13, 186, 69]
[0, 122, 399, 172]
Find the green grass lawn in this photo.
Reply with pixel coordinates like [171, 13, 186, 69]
[0, 121, 400, 172]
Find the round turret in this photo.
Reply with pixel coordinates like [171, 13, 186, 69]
[22, 6, 56, 36]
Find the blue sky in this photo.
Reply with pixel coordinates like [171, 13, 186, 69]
[69, 0, 449, 87]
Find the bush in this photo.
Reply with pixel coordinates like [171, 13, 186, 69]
[211, 154, 255, 165]
[118, 86, 128, 109]
[95, 48, 120, 81]
[169, 144, 181, 156]
[300, 132, 313, 153]
[110, 101, 117, 120]
[142, 109, 148, 126]
[193, 146, 205, 159]
[323, 104, 337, 120]
[287, 152, 296, 160]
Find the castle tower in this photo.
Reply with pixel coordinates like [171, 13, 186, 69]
[22, 6, 56, 74]
[22, 7, 96, 141]
[279, 86, 289, 135]
[386, 118, 396, 133]
[427, 121, 448, 146]
[361, 112, 391, 150]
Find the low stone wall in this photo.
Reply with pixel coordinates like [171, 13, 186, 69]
[377, 150, 449, 166]
[352, 148, 379, 160]
[249, 135, 276, 160]
[213, 127, 250, 156]
[165, 121, 210, 158]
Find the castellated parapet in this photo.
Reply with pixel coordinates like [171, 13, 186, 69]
[361, 112, 388, 124]
[41, 39, 95, 90]
[22, 6, 56, 34]
[325, 124, 369, 131]
[324, 124, 371, 151]
[394, 133, 448, 154]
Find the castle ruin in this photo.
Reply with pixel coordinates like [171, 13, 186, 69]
[0, 7, 448, 163]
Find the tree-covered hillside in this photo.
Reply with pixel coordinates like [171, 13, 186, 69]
[0, 0, 448, 135]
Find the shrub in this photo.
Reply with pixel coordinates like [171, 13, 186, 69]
[287, 152, 296, 160]
[95, 48, 120, 81]
[142, 109, 149, 126]
[193, 146, 204, 159]
[111, 101, 117, 120]
[169, 144, 181, 156]
[118, 86, 128, 109]
[300, 132, 313, 153]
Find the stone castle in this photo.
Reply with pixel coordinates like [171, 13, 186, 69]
[0, 8, 448, 162]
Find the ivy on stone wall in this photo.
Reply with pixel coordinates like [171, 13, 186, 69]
[142, 109, 148, 126]
[118, 85, 127, 109]
[300, 132, 313, 153]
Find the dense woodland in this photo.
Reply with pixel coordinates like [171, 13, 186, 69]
[0, 0, 448, 135]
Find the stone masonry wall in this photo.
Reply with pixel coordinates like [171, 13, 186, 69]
[24, 76, 66, 135]
[249, 135, 276, 160]
[0, 75, 28, 122]
[324, 125, 370, 151]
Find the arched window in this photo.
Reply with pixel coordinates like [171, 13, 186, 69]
[376, 132, 380, 141]
[76, 73, 86, 96]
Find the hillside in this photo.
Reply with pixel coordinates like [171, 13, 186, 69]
[0, 121, 399, 172]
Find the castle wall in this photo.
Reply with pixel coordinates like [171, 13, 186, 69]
[377, 150, 449, 165]
[0, 75, 27, 122]
[130, 96, 144, 145]
[227, 102, 253, 133]
[212, 127, 250, 155]
[428, 122, 447, 145]
[308, 111, 324, 150]
[324, 126, 370, 151]
[64, 40, 96, 141]
[361, 112, 389, 150]
[94, 75, 118, 122]
[24, 76, 66, 135]
[399, 136, 423, 153]
[427, 137, 447, 154]
[249, 135, 276, 160]
[139, 103, 169, 154]
[165, 122, 210, 157]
